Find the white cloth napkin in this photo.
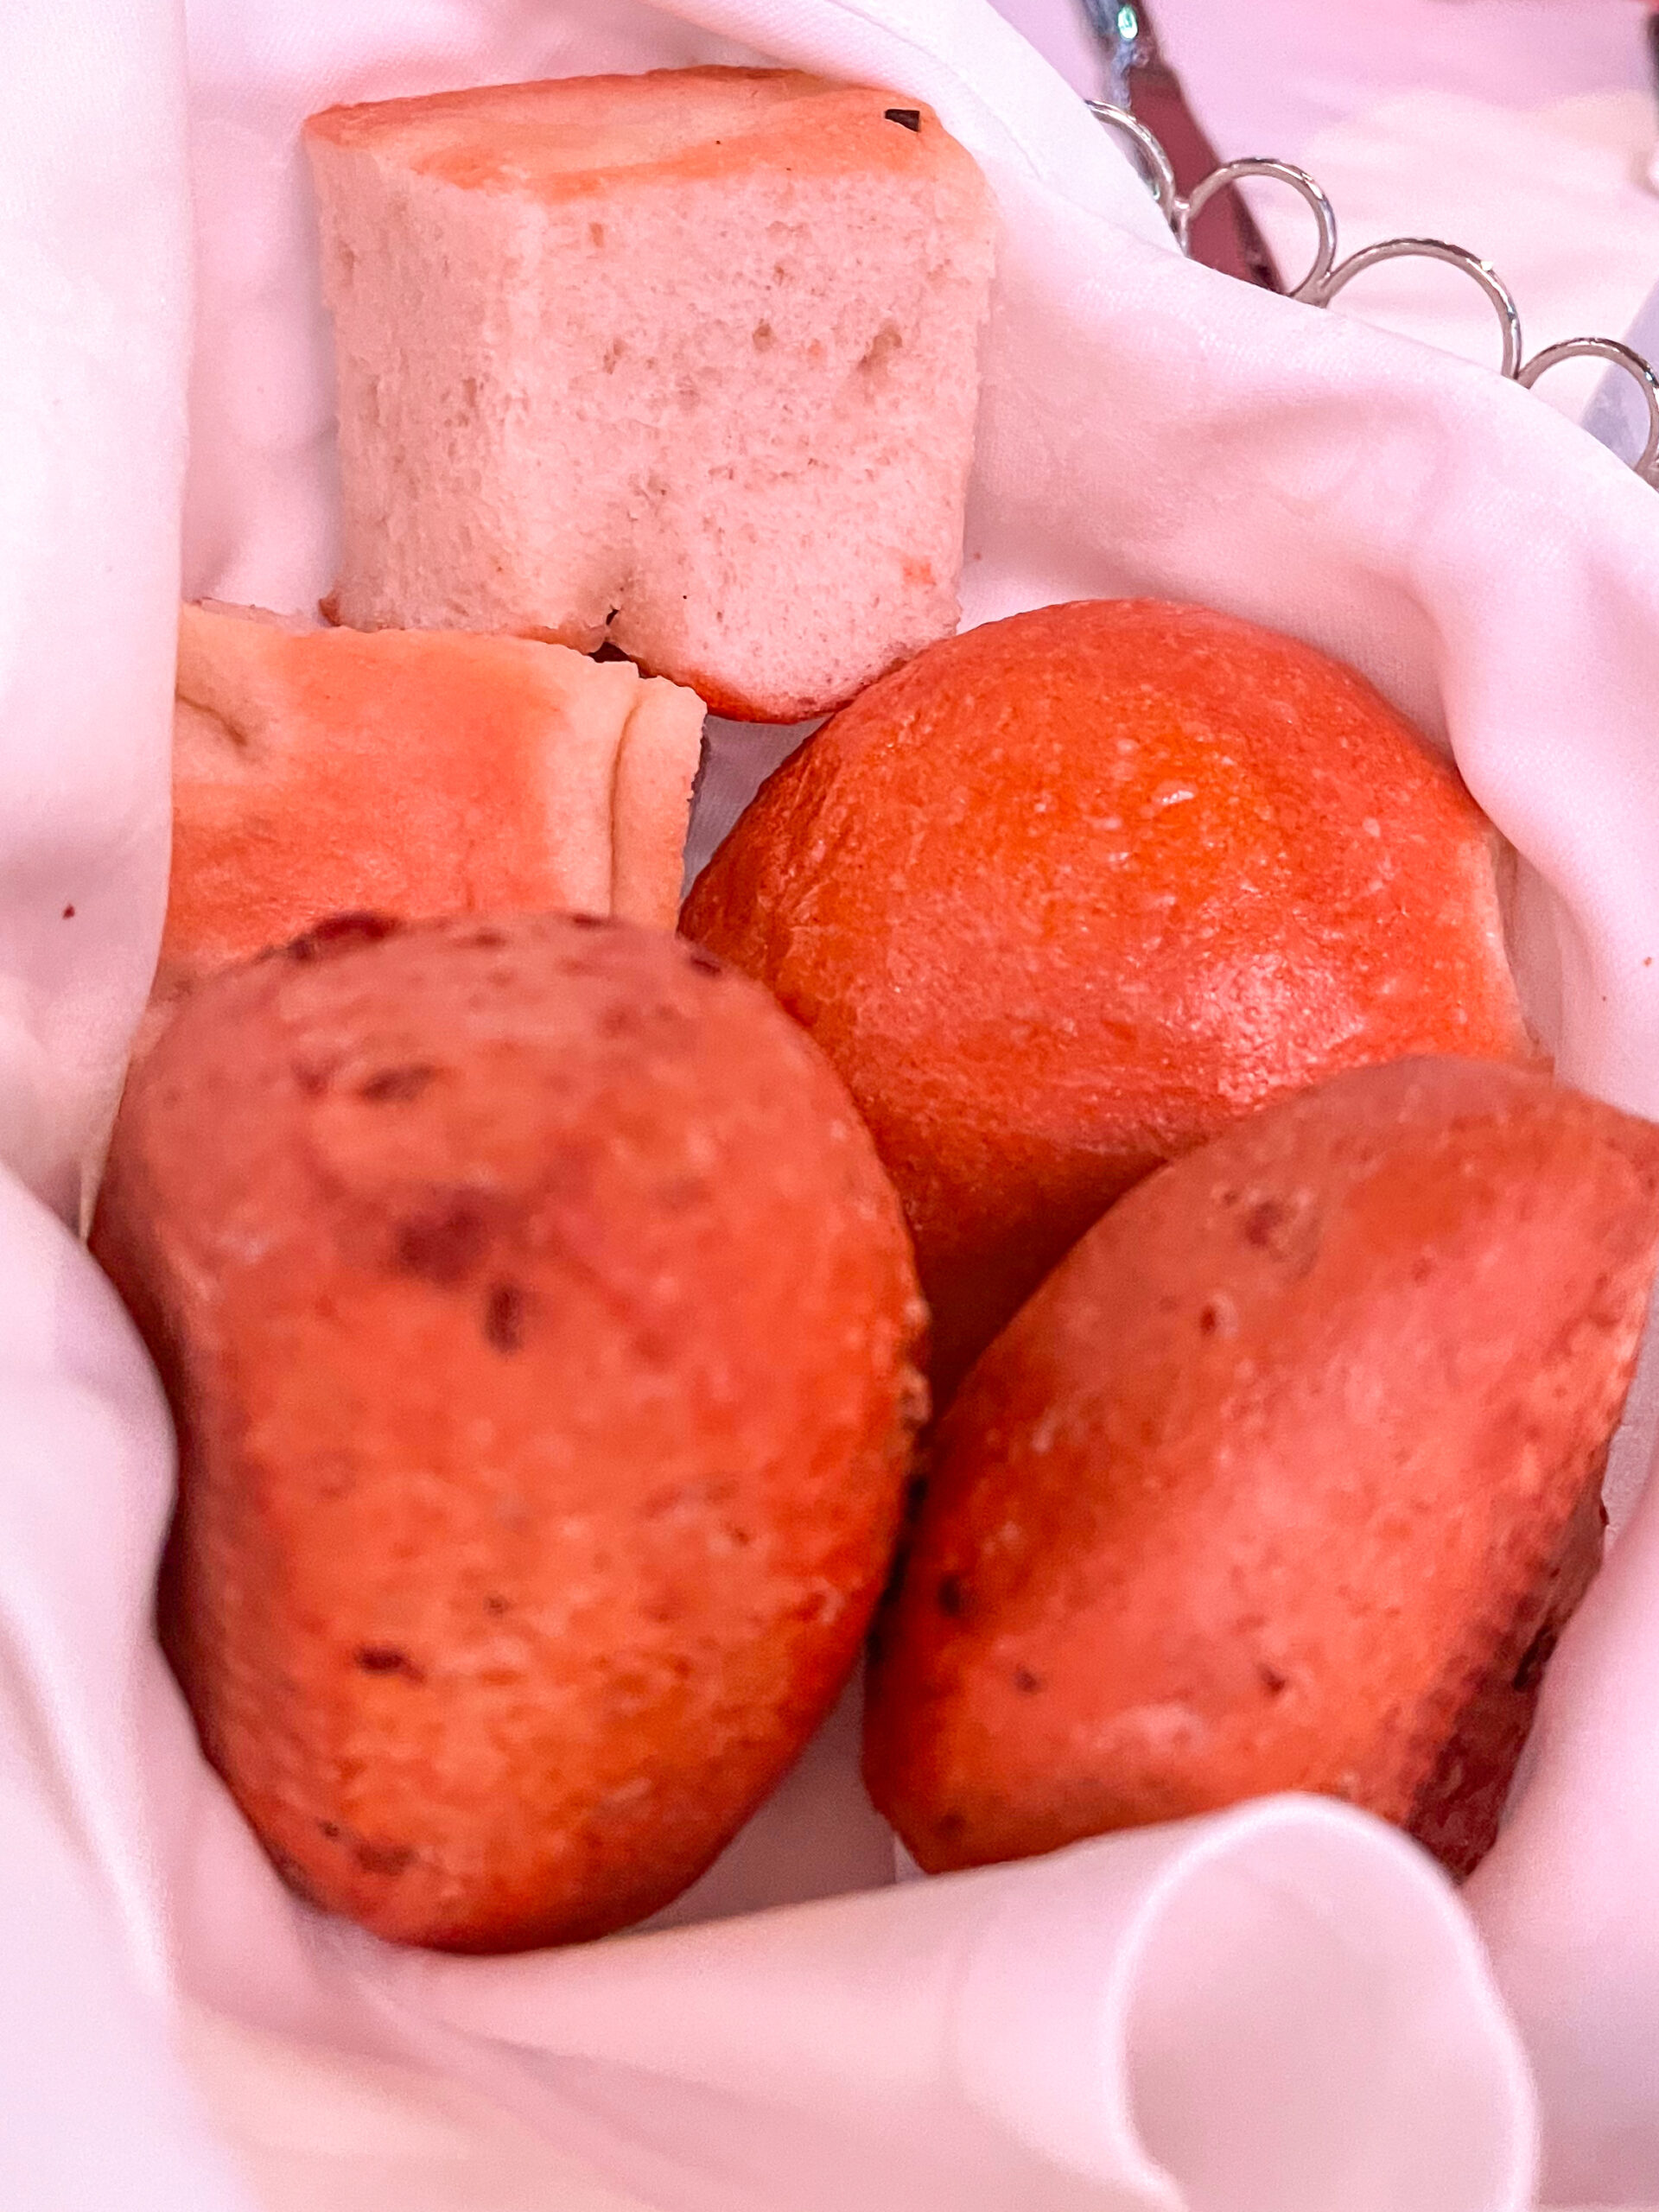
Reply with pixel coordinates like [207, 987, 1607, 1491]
[11, 1, 1659, 2207]
[1230, 89, 1659, 430]
[995, 1, 1659, 421]
[1147, 0, 1651, 162]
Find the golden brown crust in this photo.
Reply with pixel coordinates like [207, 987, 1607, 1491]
[95, 912, 925, 1950]
[861, 1057, 1659, 1878]
[304, 69, 979, 209]
[683, 600, 1536, 1399]
[164, 603, 716, 1020]
[1406, 1470, 1606, 1877]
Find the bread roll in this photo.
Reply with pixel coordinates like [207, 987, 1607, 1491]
[303, 68, 997, 721]
[95, 913, 925, 1951]
[162, 603, 703, 1015]
[683, 599, 1535, 1397]
[862, 1058, 1659, 1878]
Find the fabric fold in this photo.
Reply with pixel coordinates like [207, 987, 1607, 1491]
[10, 0, 1659, 2203]
[0, 0, 192, 1219]
[355, 1797, 1534, 2212]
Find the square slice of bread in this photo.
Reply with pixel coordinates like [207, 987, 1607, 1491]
[160, 603, 704, 1007]
[304, 67, 997, 722]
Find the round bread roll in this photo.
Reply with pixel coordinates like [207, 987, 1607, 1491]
[862, 1058, 1659, 1879]
[682, 600, 1535, 1397]
[94, 912, 925, 1952]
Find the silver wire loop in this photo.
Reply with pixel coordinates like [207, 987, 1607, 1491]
[1312, 238, 1523, 380]
[1087, 101, 1179, 225]
[1518, 338, 1659, 482]
[1180, 159, 1337, 302]
[1087, 102, 1659, 482]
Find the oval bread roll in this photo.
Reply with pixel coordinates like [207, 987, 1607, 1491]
[683, 600, 1535, 1398]
[94, 912, 925, 1951]
[862, 1058, 1659, 1878]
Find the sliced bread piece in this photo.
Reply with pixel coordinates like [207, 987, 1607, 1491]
[612, 672, 707, 925]
[303, 67, 997, 721]
[160, 603, 703, 1007]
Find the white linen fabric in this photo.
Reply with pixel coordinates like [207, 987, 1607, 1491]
[995, 0, 1654, 141]
[0, 1, 191, 1224]
[8, 1, 1659, 2207]
[995, 2, 1659, 420]
[1140, 0, 1650, 162]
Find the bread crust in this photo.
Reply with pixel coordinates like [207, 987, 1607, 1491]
[305, 68, 996, 721]
[307, 69, 961, 203]
[164, 604, 703, 1013]
[96, 913, 925, 1950]
[683, 599, 1535, 1395]
[861, 1057, 1659, 1878]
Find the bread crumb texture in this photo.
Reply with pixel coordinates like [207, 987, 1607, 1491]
[305, 69, 998, 720]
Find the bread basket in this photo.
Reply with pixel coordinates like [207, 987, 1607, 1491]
[9, 3, 1659, 2207]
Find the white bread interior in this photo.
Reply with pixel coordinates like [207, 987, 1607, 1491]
[304, 67, 997, 722]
